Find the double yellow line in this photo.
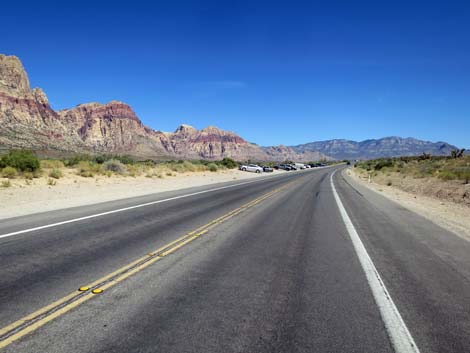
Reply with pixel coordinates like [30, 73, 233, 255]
[0, 180, 293, 349]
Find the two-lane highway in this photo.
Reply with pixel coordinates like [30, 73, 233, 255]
[1, 166, 470, 352]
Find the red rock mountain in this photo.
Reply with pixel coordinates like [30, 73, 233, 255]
[0, 54, 328, 161]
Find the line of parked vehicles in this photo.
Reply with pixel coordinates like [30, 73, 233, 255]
[239, 162, 327, 173]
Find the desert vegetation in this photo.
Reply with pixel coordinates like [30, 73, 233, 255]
[0, 150, 240, 188]
[354, 150, 470, 206]
[355, 151, 470, 184]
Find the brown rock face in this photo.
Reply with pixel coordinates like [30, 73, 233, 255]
[0, 53, 329, 161]
[0, 55, 31, 97]
[0, 55, 86, 152]
[57, 102, 168, 156]
[165, 125, 266, 160]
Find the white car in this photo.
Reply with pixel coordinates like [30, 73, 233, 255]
[239, 164, 263, 173]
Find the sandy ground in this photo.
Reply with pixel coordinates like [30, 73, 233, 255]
[348, 168, 470, 242]
[0, 169, 281, 220]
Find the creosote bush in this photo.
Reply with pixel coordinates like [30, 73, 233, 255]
[0, 150, 40, 172]
[103, 159, 127, 174]
[48, 169, 63, 179]
[2, 166, 17, 179]
[207, 163, 218, 172]
[218, 158, 238, 169]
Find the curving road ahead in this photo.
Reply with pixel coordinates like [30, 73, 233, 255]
[1, 166, 470, 352]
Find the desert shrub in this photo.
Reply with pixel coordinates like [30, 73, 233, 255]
[23, 172, 34, 180]
[1, 150, 40, 172]
[217, 157, 238, 169]
[114, 155, 135, 165]
[166, 172, 173, 176]
[207, 163, 218, 172]
[454, 167, 470, 184]
[168, 163, 181, 172]
[63, 154, 92, 167]
[80, 171, 94, 177]
[103, 159, 127, 174]
[217, 158, 238, 169]
[2, 166, 17, 179]
[126, 164, 141, 177]
[76, 161, 100, 177]
[1, 180, 12, 188]
[93, 155, 108, 164]
[41, 159, 65, 169]
[47, 178, 57, 186]
[459, 171, 470, 184]
[48, 169, 63, 179]
[386, 180, 392, 186]
[182, 160, 196, 172]
[438, 170, 457, 181]
[374, 159, 394, 171]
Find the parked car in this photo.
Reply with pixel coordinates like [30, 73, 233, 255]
[278, 164, 292, 170]
[294, 163, 306, 170]
[262, 166, 273, 172]
[289, 165, 298, 170]
[239, 164, 263, 173]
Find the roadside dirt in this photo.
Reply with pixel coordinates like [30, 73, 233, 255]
[349, 168, 470, 242]
[0, 169, 280, 220]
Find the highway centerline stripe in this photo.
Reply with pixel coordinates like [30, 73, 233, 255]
[0, 172, 294, 240]
[330, 170, 420, 353]
[0, 180, 295, 349]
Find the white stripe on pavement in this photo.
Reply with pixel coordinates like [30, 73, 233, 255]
[0, 176, 276, 240]
[330, 170, 420, 353]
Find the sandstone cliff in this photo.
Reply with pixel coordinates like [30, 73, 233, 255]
[0, 53, 327, 161]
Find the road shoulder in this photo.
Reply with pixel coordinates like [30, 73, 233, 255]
[345, 168, 470, 242]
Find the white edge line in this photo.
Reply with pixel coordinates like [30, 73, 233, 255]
[330, 170, 420, 353]
[0, 168, 321, 239]
[0, 178, 266, 239]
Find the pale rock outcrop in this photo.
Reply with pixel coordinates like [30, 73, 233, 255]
[0, 53, 328, 161]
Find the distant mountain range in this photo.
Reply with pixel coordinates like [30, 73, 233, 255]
[291, 137, 458, 160]
[0, 54, 461, 162]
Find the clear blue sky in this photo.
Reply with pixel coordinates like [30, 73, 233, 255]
[1, 0, 469, 148]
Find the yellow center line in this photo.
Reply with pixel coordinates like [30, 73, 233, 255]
[0, 178, 299, 349]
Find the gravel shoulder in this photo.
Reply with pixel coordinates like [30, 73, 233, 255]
[348, 168, 470, 242]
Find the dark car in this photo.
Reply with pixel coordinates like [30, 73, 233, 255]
[289, 165, 297, 170]
[262, 166, 274, 172]
[278, 164, 291, 170]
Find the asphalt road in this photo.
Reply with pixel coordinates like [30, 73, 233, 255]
[1, 166, 470, 352]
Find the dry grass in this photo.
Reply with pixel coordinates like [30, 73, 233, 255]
[355, 156, 470, 206]
[0, 157, 239, 191]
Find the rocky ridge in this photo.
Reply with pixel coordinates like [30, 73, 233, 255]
[292, 137, 459, 160]
[0, 54, 322, 161]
